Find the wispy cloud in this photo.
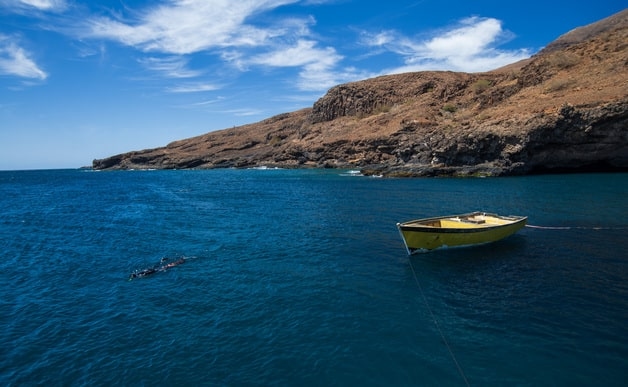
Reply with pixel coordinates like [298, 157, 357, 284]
[235, 38, 372, 91]
[167, 82, 221, 93]
[14, 0, 532, 95]
[362, 16, 531, 73]
[248, 39, 348, 90]
[1, 0, 67, 12]
[249, 39, 338, 67]
[83, 0, 301, 55]
[0, 34, 47, 80]
[224, 108, 265, 117]
[188, 97, 226, 107]
[78, 0, 347, 91]
[138, 56, 203, 78]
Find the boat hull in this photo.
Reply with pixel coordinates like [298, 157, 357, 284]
[397, 212, 527, 254]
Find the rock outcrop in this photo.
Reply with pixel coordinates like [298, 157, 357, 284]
[93, 9, 628, 176]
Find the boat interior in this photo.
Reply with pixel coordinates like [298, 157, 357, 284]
[413, 213, 516, 229]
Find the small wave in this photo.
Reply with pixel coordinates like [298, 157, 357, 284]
[340, 170, 363, 177]
[249, 166, 282, 170]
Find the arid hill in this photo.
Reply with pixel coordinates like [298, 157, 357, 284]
[93, 9, 628, 176]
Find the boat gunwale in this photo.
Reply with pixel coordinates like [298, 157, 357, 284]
[397, 212, 527, 235]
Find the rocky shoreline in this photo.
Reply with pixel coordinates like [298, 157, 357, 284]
[93, 10, 628, 177]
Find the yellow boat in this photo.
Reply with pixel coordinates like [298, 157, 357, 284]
[397, 212, 527, 254]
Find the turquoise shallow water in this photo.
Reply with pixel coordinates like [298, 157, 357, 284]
[1, 169, 627, 386]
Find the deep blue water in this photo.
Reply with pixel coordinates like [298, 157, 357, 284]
[1, 169, 627, 386]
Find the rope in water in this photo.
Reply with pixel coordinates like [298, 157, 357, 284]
[404, 224, 624, 383]
[408, 258, 471, 387]
[526, 225, 628, 230]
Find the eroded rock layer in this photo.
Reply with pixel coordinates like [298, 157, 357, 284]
[93, 10, 628, 176]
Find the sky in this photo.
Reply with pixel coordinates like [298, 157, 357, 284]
[0, 1, 625, 170]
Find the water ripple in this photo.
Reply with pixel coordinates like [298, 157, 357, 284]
[1, 170, 627, 386]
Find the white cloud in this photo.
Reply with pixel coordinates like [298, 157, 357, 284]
[167, 83, 220, 93]
[226, 108, 264, 117]
[188, 97, 226, 107]
[18, 0, 64, 10]
[73, 3, 531, 93]
[247, 39, 369, 91]
[249, 39, 338, 67]
[84, 0, 301, 55]
[79, 0, 348, 91]
[299, 64, 372, 92]
[424, 17, 503, 58]
[0, 34, 47, 80]
[219, 50, 247, 71]
[138, 56, 202, 78]
[364, 17, 531, 73]
[0, 0, 67, 12]
[361, 30, 396, 47]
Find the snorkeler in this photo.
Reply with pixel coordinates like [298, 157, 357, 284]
[129, 257, 186, 280]
[129, 267, 157, 279]
[160, 257, 185, 270]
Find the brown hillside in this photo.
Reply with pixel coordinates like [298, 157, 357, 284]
[93, 9, 628, 176]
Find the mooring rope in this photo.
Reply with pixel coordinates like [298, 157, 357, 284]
[526, 224, 628, 230]
[408, 258, 471, 387]
[525, 224, 572, 230]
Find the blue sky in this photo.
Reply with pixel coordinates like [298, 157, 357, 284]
[0, 1, 625, 170]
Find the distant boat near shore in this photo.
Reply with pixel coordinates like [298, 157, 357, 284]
[397, 212, 527, 254]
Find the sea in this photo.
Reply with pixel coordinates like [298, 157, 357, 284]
[1, 168, 627, 386]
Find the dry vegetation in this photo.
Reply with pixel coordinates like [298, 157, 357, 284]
[94, 10, 628, 176]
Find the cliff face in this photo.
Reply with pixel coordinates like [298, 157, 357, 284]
[93, 9, 628, 176]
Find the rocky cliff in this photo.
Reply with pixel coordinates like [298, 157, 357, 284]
[93, 9, 628, 176]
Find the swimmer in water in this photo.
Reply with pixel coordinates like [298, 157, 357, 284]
[129, 267, 157, 279]
[160, 257, 185, 270]
[129, 257, 185, 280]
